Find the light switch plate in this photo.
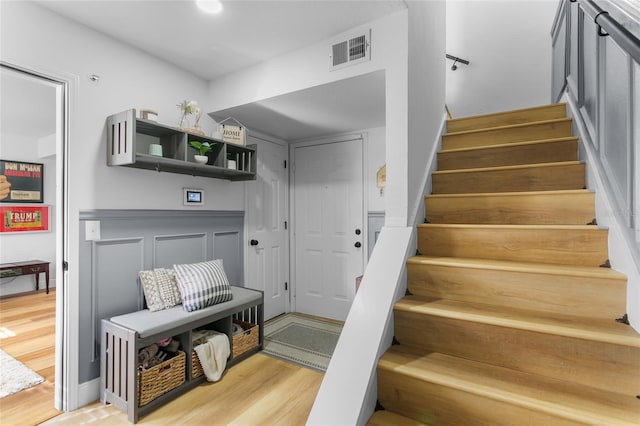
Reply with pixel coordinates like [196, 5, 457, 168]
[85, 220, 101, 241]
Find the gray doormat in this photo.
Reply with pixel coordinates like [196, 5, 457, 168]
[263, 313, 343, 372]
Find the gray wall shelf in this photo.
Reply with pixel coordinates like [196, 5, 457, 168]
[106, 109, 256, 181]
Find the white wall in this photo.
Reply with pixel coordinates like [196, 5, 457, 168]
[365, 127, 386, 213]
[408, 1, 447, 226]
[206, 10, 411, 227]
[446, 0, 559, 118]
[0, 133, 57, 295]
[1, 1, 247, 407]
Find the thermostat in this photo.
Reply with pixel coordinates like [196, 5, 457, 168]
[183, 188, 204, 206]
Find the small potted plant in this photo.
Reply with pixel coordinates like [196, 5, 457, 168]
[189, 141, 212, 164]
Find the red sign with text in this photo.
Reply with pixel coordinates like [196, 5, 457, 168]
[1, 206, 49, 233]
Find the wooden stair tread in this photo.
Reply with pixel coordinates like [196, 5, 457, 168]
[444, 118, 572, 137]
[439, 136, 578, 154]
[379, 347, 640, 425]
[425, 189, 592, 199]
[367, 410, 425, 426]
[406, 255, 626, 280]
[446, 103, 567, 132]
[425, 189, 596, 225]
[432, 160, 581, 175]
[417, 223, 603, 231]
[395, 296, 640, 347]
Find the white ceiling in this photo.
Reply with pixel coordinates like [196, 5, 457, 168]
[211, 70, 386, 140]
[33, 0, 404, 140]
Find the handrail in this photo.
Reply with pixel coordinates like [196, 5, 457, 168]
[578, 0, 640, 63]
[445, 53, 470, 65]
[446, 53, 470, 71]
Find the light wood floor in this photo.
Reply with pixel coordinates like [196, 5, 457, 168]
[43, 354, 323, 425]
[0, 289, 59, 426]
[0, 290, 324, 425]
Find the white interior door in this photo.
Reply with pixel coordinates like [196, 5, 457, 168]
[292, 137, 364, 321]
[246, 135, 289, 321]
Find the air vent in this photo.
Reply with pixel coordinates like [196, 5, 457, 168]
[330, 30, 371, 70]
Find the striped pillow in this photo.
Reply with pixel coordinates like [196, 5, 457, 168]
[173, 260, 233, 312]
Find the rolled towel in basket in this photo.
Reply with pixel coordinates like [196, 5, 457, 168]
[193, 330, 230, 382]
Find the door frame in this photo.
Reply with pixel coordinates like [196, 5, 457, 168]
[289, 132, 368, 315]
[0, 61, 71, 411]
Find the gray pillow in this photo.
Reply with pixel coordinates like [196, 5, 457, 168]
[138, 268, 182, 312]
[173, 259, 233, 312]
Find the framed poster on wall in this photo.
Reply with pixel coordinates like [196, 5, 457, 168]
[1, 205, 50, 233]
[0, 159, 44, 203]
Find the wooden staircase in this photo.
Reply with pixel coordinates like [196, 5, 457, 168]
[369, 104, 640, 425]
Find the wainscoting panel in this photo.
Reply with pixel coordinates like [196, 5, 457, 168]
[78, 210, 244, 383]
[368, 212, 385, 260]
[581, 15, 599, 142]
[91, 237, 144, 361]
[213, 231, 242, 285]
[154, 233, 208, 267]
[601, 37, 632, 226]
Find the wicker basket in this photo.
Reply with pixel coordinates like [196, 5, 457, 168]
[191, 350, 204, 379]
[232, 320, 259, 358]
[138, 351, 185, 406]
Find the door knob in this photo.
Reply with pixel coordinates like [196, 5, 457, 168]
[355, 228, 361, 235]
[250, 239, 259, 246]
[354, 242, 362, 248]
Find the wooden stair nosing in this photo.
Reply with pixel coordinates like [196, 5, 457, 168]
[378, 348, 640, 425]
[446, 103, 567, 133]
[395, 296, 640, 348]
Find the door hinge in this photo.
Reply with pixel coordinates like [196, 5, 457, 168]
[284, 160, 287, 169]
[285, 282, 288, 291]
[62, 261, 69, 271]
[284, 221, 288, 230]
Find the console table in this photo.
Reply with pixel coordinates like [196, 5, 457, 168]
[0, 260, 50, 293]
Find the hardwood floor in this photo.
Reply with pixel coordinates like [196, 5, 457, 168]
[1, 291, 323, 425]
[0, 289, 59, 426]
[43, 354, 322, 425]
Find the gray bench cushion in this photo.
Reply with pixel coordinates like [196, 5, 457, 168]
[109, 286, 261, 338]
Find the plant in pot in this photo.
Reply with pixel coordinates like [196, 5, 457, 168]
[189, 141, 212, 165]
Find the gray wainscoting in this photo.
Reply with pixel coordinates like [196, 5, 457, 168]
[78, 210, 244, 382]
[552, 0, 640, 246]
[368, 211, 385, 259]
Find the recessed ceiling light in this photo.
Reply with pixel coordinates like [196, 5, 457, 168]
[196, 0, 223, 14]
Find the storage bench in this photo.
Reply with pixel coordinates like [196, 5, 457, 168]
[100, 286, 263, 423]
